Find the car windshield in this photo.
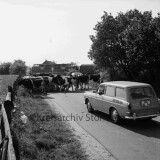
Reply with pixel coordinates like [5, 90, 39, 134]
[130, 87, 156, 99]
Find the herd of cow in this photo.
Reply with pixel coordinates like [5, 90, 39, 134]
[13, 73, 102, 96]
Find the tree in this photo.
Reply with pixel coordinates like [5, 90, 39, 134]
[0, 62, 12, 75]
[9, 59, 27, 75]
[88, 9, 160, 82]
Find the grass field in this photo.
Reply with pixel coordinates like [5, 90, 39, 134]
[0, 75, 88, 160]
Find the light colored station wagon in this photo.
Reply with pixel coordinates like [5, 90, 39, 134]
[84, 81, 160, 123]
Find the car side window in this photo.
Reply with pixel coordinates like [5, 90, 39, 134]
[116, 87, 125, 99]
[106, 86, 115, 97]
[98, 85, 105, 94]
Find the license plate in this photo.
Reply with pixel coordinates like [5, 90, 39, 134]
[141, 99, 151, 107]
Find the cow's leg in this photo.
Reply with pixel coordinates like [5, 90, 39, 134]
[55, 84, 60, 91]
[43, 88, 47, 96]
[84, 83, 86, 89]
[63, 85, 66, 92]
[70, 84, 73, 91]
[67, 85, 69, 92]
[79, 83, 82, 90]
[87, 82, 89, 89]
[59, 85, 62, 91]
[74, 84, 78, 91]
[29, 89, 33, 97]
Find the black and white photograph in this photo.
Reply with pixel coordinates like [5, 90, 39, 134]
[0, 0, 160, 160]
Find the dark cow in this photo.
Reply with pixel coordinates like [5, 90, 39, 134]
[51, 75, 70, 91]
[51, 74, 79, 91]
[89, 74, 100, 82]
[17, 78, 34, 96]
[89, 74, 101, 88]
[17, 77, 47, 96]
[78, 75, 90, 90]
[66, 76, 79, 91]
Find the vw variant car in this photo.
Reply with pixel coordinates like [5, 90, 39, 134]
[84, 81, 160, 123]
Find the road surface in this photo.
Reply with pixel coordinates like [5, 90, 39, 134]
[46, 90, 160, 160]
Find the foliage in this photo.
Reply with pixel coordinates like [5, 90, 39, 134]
[9, 59, 27, 75]
[88, 9, 160, 83]
[0, 62, 12, 75]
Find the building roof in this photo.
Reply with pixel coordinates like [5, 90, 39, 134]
[80, 64, 95, 66]
[42, 60, 56, 65]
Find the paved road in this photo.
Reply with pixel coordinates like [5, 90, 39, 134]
[47, 90, 160, 160]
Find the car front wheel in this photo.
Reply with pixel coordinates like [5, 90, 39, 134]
[111, 108, 119, 124]
[86, 100, 94, 113]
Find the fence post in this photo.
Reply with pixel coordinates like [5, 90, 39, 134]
[0, 104, 16, 160]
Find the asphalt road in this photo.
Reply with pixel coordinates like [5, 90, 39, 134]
[47, 90, 160, 160]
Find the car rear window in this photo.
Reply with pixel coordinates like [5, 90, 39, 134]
[116, 87, 125, 99]
[130, 87, 155, 99]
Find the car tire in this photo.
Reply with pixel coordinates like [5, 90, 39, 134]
[111, 108, 120, 124]
[86, 100, 94, 113]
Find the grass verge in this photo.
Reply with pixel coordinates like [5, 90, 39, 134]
[0, 75, 88, 160]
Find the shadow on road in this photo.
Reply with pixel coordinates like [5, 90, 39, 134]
[33, 94, 55, 99]
[120, 118, 160, 139]
[92, 110, 160, 139]
[47, 88, 93, 94]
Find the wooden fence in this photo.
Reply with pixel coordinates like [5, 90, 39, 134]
[0, 103, 16, 160]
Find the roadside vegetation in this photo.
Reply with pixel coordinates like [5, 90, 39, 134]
[88, 9, 160, 96]
[0, 75, 88, 160]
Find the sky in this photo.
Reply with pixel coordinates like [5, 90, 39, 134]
[0, 0, 160, 67]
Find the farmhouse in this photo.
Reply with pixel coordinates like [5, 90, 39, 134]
[31, 60, 78, 75]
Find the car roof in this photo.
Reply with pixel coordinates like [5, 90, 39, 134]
[100, 81, 151, 88]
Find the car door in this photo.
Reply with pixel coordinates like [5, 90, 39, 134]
[91, 85, 105, 111]
[102, 85, 115, 114]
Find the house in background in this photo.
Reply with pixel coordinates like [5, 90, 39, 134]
[31, 60, 78, 75]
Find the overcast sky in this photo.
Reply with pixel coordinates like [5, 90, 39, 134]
[0, 0, 160, 66]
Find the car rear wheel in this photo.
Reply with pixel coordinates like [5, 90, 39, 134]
[86, 100, 94, 113]
[111, 108, 119, 124]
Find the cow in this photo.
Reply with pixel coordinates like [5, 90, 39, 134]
[66, 76, 79, 91]
[17, 77, 34, 96]
[78, 75, 90, 90]
[17, 76, 47, 96]
[89, 74, 101, 89]
[51, 75, 70, 91]
[38, 76, 54, 91]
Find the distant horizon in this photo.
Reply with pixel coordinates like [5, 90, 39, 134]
[0, 59, 94, 67]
